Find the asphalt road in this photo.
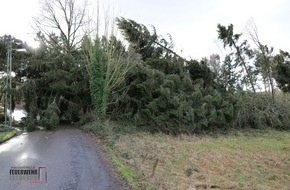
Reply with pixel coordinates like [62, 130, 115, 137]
[0, 128, 123, 190]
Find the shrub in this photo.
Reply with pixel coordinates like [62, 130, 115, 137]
[234, 92, 290, 130]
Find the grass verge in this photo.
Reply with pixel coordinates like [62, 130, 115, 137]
[83, 122, 290, 190]
[0, 127, 17, 143]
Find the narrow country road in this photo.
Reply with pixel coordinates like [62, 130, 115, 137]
[0, 128, 123, 190]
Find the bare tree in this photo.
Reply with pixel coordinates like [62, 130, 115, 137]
[34, 0, 88, 53]
[245, 19, 275, 98]
[209, 54, 221, 76]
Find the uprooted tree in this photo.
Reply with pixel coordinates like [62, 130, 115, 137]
[14, 9, 290, 132]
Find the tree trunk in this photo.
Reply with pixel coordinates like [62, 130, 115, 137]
[234, 43, 256, 93]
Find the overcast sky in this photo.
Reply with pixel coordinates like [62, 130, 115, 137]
[0, 0, 289, 59]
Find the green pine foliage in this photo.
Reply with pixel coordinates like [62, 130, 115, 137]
[19, 32, 91, 126]
[217, 24, 258, 93]
[273, 50, 290, 93]
[41, 102, 60, 130]
[112, 57, 235, 134]
[6, 16, 289, 133]
[111, 18, 290, 133]
[112, 18, 237, 133]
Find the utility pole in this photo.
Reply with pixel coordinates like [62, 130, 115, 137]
[4, 35, 13, 128]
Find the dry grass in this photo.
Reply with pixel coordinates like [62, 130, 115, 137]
[111, 130, 290, 190]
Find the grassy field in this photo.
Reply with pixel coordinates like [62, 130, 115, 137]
[92, 124, 290, 190]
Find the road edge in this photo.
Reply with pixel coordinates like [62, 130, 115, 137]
[82, 130, 131, 190]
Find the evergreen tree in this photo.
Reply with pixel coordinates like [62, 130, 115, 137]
[20, 32, 91, 128]
[217, 24, 257, 92]
[273, 50, 290, 93]
[114, 18, 235, 133]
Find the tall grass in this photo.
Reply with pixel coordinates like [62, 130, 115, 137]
[95, 125, 290, 190]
